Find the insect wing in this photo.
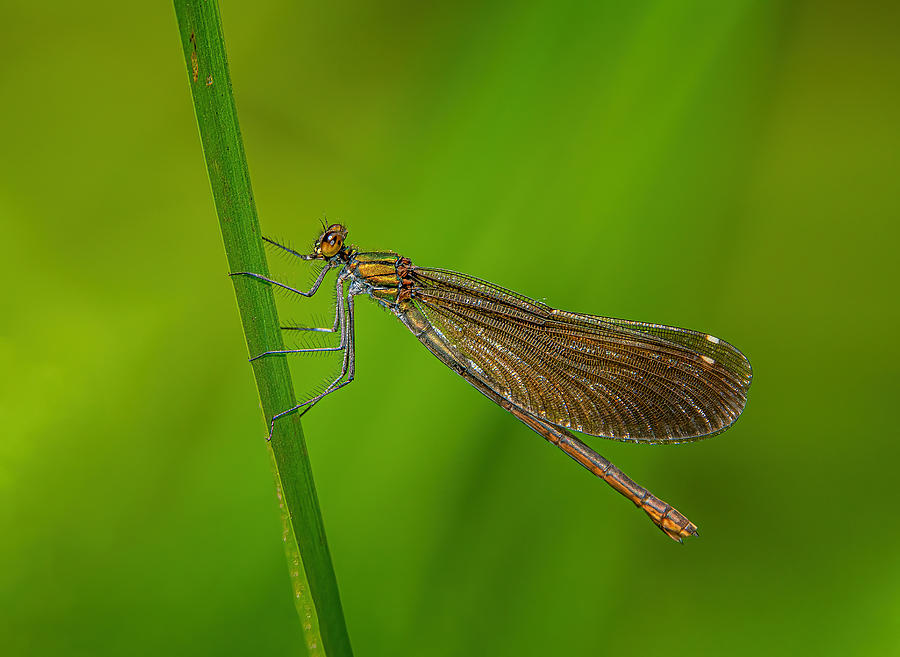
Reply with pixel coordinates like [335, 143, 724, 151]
[408, 267, 751, 443]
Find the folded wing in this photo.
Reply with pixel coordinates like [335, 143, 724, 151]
[408, 267, 752, 443]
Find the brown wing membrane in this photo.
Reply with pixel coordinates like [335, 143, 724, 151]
[408, 267, 752, 443]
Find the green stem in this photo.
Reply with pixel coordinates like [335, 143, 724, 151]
[172, 3, 352, 655]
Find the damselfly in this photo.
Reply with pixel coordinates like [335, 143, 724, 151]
[233, 224, 752, 541]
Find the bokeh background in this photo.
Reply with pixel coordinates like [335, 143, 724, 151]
[2, 1, 898, 655]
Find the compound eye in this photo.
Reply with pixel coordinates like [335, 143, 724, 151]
[320, 231, 344, 257]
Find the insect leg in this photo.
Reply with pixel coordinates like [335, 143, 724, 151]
[295, 287, 357, 419]
[264, 275, 356, 439]
[229, 261, 332, 298]
[248, 268, 345, 360]
[280, 285, 342, 334]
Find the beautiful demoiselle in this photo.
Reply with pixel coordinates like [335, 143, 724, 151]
[233, 224, 752, 541]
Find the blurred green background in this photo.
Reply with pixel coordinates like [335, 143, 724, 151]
[2, 0, 898, 655]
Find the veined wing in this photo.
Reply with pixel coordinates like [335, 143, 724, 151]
[407, 267, 752, 443]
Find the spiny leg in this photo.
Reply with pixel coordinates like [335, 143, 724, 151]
[232, 263, 358, 439]
[265, 277, 357, 439]
[249, 270, 345, 361]
[281, 324, 339, 334]
[295, 292, 357, 421]
[262, 235, 310, 261]
[281, 287, 342, 334]
[258, 237, 341, 333]
[229, 262, 332, 298]
[250, 345, 344, 362]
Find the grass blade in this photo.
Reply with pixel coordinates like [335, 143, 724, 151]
[172, 2, 353, 655]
